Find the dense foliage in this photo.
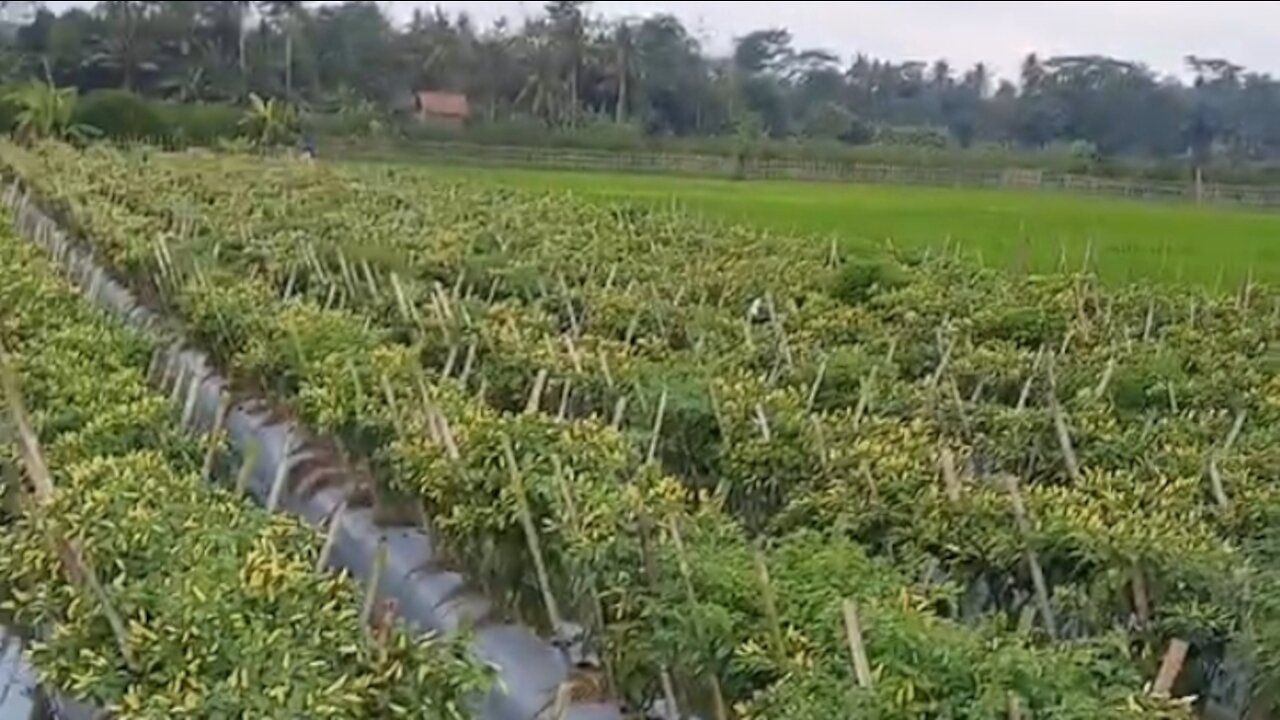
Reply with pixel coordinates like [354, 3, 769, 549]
[7, 141, 1272, 716]
[0, 220, 489, 716]
[3, 2, 1280, 172]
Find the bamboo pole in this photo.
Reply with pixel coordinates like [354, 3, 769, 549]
[841, 598, 874, 689]
[235, 441, 262, 495]
[752, 547, 788, 670]
[938, 447, 962, 502]
[266, 432, 293, 512]
[805, 354, 828, 413]
[1001, 474, 1058, 639]
[646, 389, 668, 464]
[200, 391, 231, 483]
[525, 369, 549, 415]
[500, 434, 564, 632]
[1150, 638, 1189, 697]
[361, 540, 388, 636]
[316, 502, 347, 572]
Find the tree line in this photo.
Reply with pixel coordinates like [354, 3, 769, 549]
[3, 0, 1280, 164]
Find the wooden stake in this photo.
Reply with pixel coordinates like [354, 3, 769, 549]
[380, 372, 404, 435]
[841, 598, 874, 689]
[1131, 562, 1150, 629]
[361, 540, 388, 634]
[667, 516, 731, 718]
[235, 441, 262, 495]
[316, 502, 347, 572]
[927, 329, 954, 390]
[611, 395, 629, 429]
[0, 339, 52, 501]
[181, 370, 205, 429]
[646, 389, 668, 464]
[1001, 474, 1058, 639]
[805, 354, 828, 413]
[1151, 638, 1189, 697]
[266, 433, 293, 512]
[939, 447, 962, 502]
[556, 379, 573, 422]
[200, 391, 231, 483]
[458, 342, 477, 384]
[525, 368, 549, 415]
[501, 434, 564, 631]
[754, 403, 773, 442]
[1046, 356, 1082, 483]
[753, 547, 788, 670]
[1094, 356, 1116, 399]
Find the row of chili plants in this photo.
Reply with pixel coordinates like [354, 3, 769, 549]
[0, 141, 1257, 715]
[0, 225, 489, 717]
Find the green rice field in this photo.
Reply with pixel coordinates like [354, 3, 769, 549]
[422, 164, 1280, 289]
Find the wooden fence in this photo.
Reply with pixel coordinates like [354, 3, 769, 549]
[328, 139, 1280, 209]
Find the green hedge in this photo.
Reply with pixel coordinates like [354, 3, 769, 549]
[68, 90, 240, 146]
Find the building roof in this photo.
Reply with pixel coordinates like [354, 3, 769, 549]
[416, 91, 470, 118]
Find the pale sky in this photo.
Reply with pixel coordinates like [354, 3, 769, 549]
[37, 1, 1280, 80]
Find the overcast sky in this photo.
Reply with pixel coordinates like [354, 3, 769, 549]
[387, 1, 1280, 81]
[35, 1, 1280, 81]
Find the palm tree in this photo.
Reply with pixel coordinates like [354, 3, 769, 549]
[545, 1, 588, 127]
[259, 0, 303, 98]
[611, 20, 634, 124]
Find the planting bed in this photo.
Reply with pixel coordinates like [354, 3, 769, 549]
[4, 142, 1280, 718]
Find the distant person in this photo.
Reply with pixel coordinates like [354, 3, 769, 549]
[301, 135, 316, 161]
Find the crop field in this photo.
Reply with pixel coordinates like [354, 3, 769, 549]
[420, 164, 1280, 290]
[2, 142, 1280, 718]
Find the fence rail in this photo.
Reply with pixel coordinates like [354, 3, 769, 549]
[329, 139, 1280, 209]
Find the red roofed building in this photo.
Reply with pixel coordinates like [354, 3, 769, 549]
[414, 91, 470, 127]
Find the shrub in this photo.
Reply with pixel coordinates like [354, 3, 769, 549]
[73, 89, 164, 141]
[831, 259, 907, 305]
[152, 102, 241, 146]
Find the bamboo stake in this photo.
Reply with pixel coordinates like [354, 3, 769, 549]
[0, 346, 138, 672]
[646, 389, 668, 464]
[1001, 474, 1058, 639]
[557, 379, 573, 422]
[1131, 562, 1151, 629]
[361, 540, 388, 633]
[458, 342, 477, 384]
[266, 433, 293, 512]
[380, 372, 404, 435]
[806, 354, 828, 413]
[1150, 638, 1189, 697]
[1045, 355, 1082, 483]
[200, 391, 231, 483]
[0, 340, 52, 500]
[1094, 355, 1116, 399]
[181, 369, 205, 429]
[501, 434, 564, 632]
[667, 516, 730, 719]
[598, 352, 615, 389]
[810, 415, 830, 474]
[441, 344, 459, 379]
[316, 502, 347, 572]
[1142, 299, 1155, 342]
[525, 368, 549, 415]
[611, 395, 629, 429]
[754, 403, 773, 442]
[1007, 693, 1023, 720]
[938, 447, 962, 502]
[927, 329, 954, 389]
[752, 547, 788, 670]
[235, 440, 262, 495]
[841, 598, 874, 689]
